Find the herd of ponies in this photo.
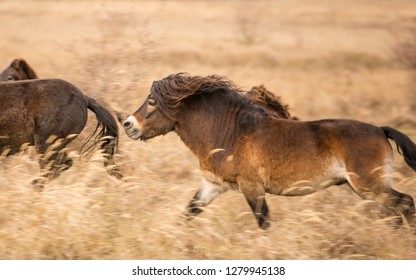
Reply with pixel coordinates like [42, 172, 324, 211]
[1, 58, 416, 229]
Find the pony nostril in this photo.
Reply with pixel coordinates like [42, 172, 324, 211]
[123, 120, 132, 129]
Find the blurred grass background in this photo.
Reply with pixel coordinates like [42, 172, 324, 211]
[1, 0, 416, 259]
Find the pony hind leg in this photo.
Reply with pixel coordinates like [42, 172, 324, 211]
[385, 189, 415, 225]
[346, 169, 415, 225]
[33, 134, 77, 185]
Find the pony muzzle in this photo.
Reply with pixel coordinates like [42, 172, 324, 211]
[123, 116, 142, 140]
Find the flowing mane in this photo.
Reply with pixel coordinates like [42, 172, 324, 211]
[246, 85, 297, 120]
[151, 73, 245, 119]
[0, 58, 38, 81]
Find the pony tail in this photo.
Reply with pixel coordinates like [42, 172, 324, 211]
[382, 126, 416, 171]
[83, 96, 120, 177]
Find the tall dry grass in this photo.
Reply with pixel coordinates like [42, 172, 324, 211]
[1, 0, 416, 259]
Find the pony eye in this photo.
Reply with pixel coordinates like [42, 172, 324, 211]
[148, 99, 156, 106]
[7, 76, 16, 81]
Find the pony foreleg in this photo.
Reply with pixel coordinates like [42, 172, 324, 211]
[40, 149, 73, 179]
[185, 177, 226, 218]
[240, 182, 270, 229]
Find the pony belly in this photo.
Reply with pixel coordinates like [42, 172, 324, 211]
[278, 177, 345, 196]
[261, 159, 347, 196]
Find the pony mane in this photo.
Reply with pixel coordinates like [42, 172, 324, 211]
[246, 85, 294, 119]
[11, 58, 38, 79]
[151, 73, 244, 119]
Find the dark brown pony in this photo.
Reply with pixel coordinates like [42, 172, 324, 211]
[0, 79, 119, 184]
[0, 58, 135, 125]
[0, 58, 38, 81]
[123, 73, 416, 229]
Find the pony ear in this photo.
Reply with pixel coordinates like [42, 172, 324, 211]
[11, 58, 38, 79]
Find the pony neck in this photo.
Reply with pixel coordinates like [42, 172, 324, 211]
[173, 92, 263, 160]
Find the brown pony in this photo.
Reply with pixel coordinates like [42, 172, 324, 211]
[0, 58, 38, 81]
[0, 79, 119, 184]
[123, 73, 416, 229]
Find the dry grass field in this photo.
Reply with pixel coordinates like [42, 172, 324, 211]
[1, 0, 416, 259]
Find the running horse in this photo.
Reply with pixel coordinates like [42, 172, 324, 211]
[0, 79, 120, 185]
[123, 73, 416, 229]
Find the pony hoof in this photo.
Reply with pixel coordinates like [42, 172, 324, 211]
[183, 211, 196, 221]
[31, 178, 45, 191]
[108, 167, 123, 179]
[177, 214, 192, 226]
[259, 220, 270, 230]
